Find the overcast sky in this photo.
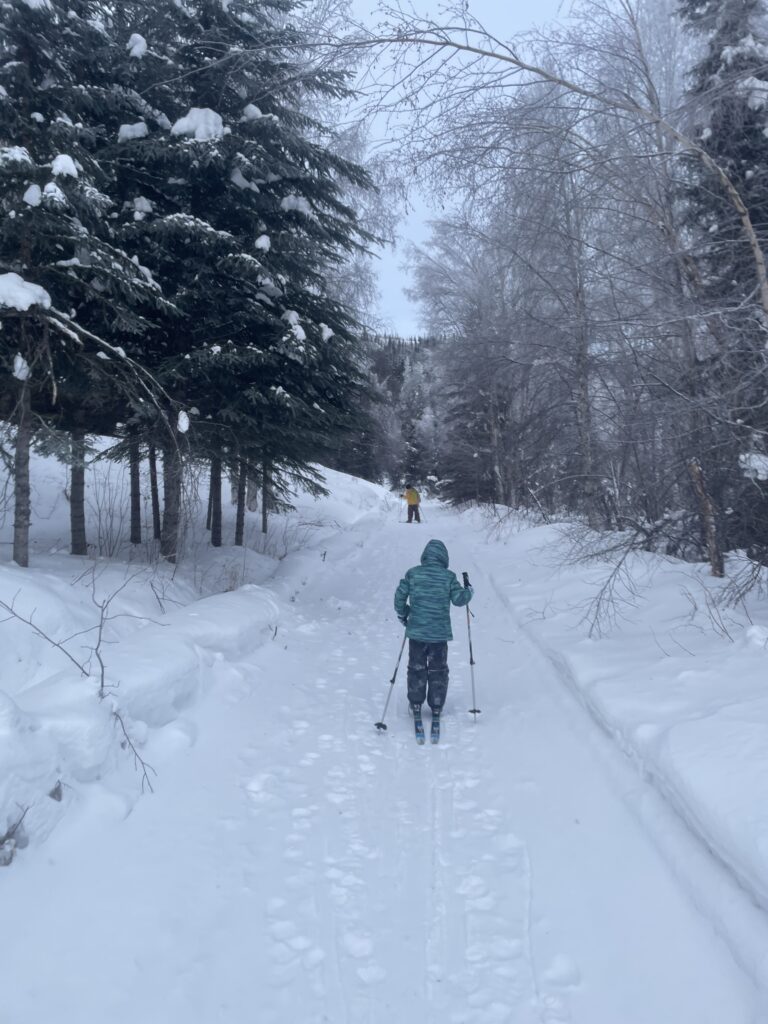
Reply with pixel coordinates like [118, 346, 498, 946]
[348, 0, 564, 336]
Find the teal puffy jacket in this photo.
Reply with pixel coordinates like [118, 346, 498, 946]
[394, 539, 473, 642]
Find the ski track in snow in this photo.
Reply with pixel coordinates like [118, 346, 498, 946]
[227, 529, 543, 1024]
[2, 502, 765, 1023]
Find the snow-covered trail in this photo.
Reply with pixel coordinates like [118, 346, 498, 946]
[3, 503, 762, 1023]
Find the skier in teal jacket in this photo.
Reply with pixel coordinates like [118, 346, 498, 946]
[393, 539, 473, 714]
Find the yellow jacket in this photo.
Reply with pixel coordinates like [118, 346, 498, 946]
[402, 488, 420, 506]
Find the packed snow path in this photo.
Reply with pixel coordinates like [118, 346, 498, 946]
[4, 504, 762, 1023]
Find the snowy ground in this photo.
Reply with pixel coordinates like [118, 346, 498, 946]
[3, 470, 768, 1022]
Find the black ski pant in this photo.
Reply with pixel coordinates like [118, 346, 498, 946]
[407, 504, 421, 523]
[407, 640, 448, 711]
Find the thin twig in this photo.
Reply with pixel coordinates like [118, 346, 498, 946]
[0, 595, 88, 676]
[112, 711, 157, 794]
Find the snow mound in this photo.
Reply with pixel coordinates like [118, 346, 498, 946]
[0, 584, 278, 850]
[51, 154, 78, 178]
[13, 353, 31, 381]
[23, 184, 42, 207]
[230, 166, 259, 191]
[280, 194, 313, 216]
[43, 181, 67, 205]
[118, 122, 148, 143]
[0, 272, 51, 311]
[127, 33, 147, 58]
[171, 108, 225, 141]
[0, 145, 33, 168]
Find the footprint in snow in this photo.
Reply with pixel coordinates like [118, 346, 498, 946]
[326, 790, 351, 805]
[296, 622, 319, 635]
[304, 947, 326, 969]
[342, 931, 373, 958]
[245, 773, 279, 804]
[270, 919, 297, 940]
[493, 832, 525, 854]
[456, 875, 489, 899]
[357, 964, 386, 984]
[299, 752, 321, 766]
[542, 954, 581, 988]
[325, 867, 363, 887]
[455, 799, 478, 812]
[457, 776, 481, 789]
[538, 992, 572, 1023]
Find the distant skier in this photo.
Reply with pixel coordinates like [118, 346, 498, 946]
[394, 539, 473, 723]
[401, 483, 421, 523]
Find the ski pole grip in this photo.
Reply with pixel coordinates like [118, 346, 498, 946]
[462, 571, 471, 588]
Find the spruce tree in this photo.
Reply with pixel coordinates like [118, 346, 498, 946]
[679, 0, 768, 561]
[680, 0, 768, 307]
[108, 0, 373, 547]
[0, 0, 169, 562]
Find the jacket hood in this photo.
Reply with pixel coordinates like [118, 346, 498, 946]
[421, 539, 449, 568]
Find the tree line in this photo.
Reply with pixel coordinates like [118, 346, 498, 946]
[0, 0, 373, 566]
[357, 0, 768, 587]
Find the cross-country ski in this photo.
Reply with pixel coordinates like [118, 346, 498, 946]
[430, 711, 440, 743]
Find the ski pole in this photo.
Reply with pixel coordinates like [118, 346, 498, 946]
[374, 632, 407, 731]
[463, 572, 481, 717]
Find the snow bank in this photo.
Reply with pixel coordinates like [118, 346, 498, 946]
[0, 584, 278, 853]
[104, 584, 278, 725]
[482, 517, 768, 917]
[0, 449, 390, 861]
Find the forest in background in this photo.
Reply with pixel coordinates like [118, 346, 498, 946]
[355, 0, 768, 598]
[4, 0, 768, 598]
